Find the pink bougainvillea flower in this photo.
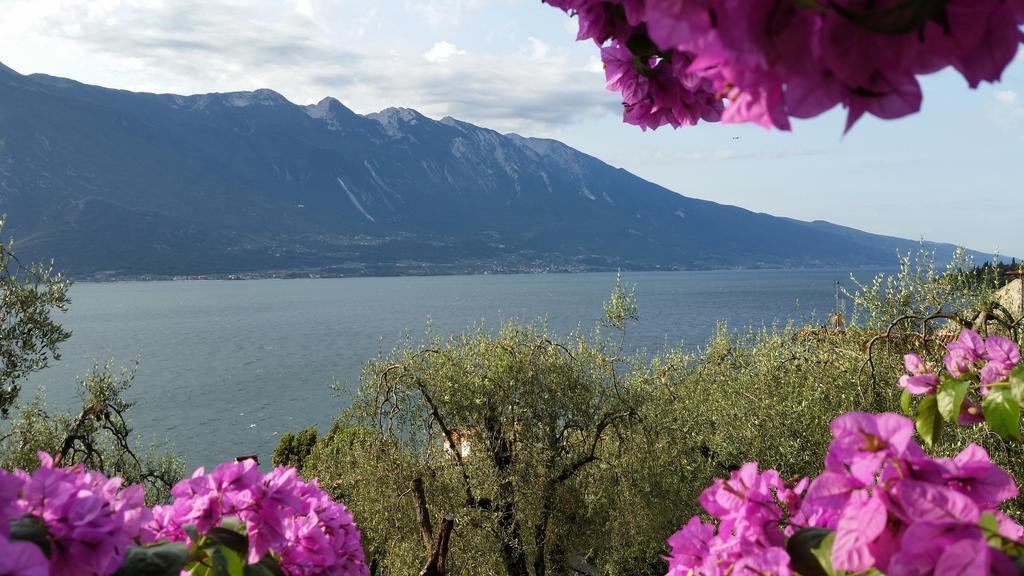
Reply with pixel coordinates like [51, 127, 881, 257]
[958, 398, 985, 425]
[994, 510, 1024, 542]
[0, 533, 49, 576]
[899, 352, 940, 395]
[785, 64, 849, 120]
[152, 463, 369, 575]
[979, 335, 1020, 385]
[642, 0, 718, 53]
[548, 0, 1024, 131]
[887, 522, 1019, 576]
[667, 462, 805, 575]
[887, 479, 980, 526]
[601, 42, 649, 105]
[824, 412, 917, 484]
[544, 0, 631, 44]
[244, 466, 304, 564]
[831, 489, 891, 572]
[668, 408, 1024, 576]
[722, 86, 791, 131]
[944, 330, 986, 376]
[901, 443, 1020, 516]
[15, 453, 148, 576]
[842, 70, 923, 133]
[698, 462, 792, 546]
[665, 516, 714, 575]
[950, 4, 1023, 88]
[947, 444, 1019, 509]
[730, 545, 792, 576]
[0, 471, 23, 537]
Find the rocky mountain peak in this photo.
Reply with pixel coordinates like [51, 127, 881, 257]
[221, 88, 290, 108]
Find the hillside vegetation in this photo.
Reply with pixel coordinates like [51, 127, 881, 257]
[275, 251, 1024, 575]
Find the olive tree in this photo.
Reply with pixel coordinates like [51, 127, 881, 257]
[0, 217, 71, 417]
[0, 361, 185, 504]
[301, 283, 644, 575]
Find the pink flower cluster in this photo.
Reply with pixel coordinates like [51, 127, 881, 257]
[938, 328, 1021, 387]
[0, 454, 368, 576]
[666, 463, 807, 575]
[0, 453, 150, 576]
[546, 0, 1024, 131]
[900, 329, 1020, 425]
[151, 459, 369, 576]
[666, 412, 1023, 575]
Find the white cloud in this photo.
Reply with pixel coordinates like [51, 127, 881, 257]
[683, 150, 739, 162]
[992, 89, 1024, 137]
[424, 40, 466, 63]
[0, 0, 618, 135]
[527, 36, 549, 60]
[291, 0, 314, 19]
[409, 0, 483, 29]
[994, 89, 1018, 105]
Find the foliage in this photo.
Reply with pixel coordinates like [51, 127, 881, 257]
[0, 361, 185, 505]
[958, 259, 1023, 290]
[601, 271, 638, 333]
[845, 248, 985, 330]
[545, 0, 1023, 131]
[271, 426, 319, 470]
[300, 309, 645, 575]
[0, 217, 71, 417]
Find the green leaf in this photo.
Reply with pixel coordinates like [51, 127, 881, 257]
[1009, 365, 1024, 406]
[979, 512, 1005, 547]
[209, 545, 246, 576]
[936, 378, 968, 422]
[900, 389, 913, 416]
[189, 545, 245, 576]
[811, 531, 838, 576]
[786, 528, 834, 576]
[982, 388, 1021, 440]
[9, 515, 51, 558]
[114, 542, 190, 576]
[915, 394, 944, 448]
[244, 556, 286, 576]
[979, 512, 1000, 534]
[204, 527, 249, 557]
[219, 516, 244, 533]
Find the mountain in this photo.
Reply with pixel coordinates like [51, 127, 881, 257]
[0, 63, 976, 278]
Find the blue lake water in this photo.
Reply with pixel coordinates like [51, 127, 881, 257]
[24, 269, 886, 468]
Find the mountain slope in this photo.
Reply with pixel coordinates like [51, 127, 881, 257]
[0, 63, 975, 277]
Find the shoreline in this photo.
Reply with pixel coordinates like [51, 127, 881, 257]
[68, 263, 895, 284]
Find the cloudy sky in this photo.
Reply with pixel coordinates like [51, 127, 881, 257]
[1, 0, 1022, 257]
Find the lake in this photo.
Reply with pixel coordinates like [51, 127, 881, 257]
[24, 269, 885, 468]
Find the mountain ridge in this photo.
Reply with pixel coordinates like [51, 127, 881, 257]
[0, 62, 984, 279]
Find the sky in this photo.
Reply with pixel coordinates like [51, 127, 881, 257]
[1, 0, 1022, 257]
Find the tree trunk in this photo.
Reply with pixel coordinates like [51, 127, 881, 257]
[497, 500, 530, 576]
[532, 497, 553, 576]
[420, 516, 455, 576]
[412, 476, 455, 576]
[411, 477, 434, 556]
[485, 413, 530, 576]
